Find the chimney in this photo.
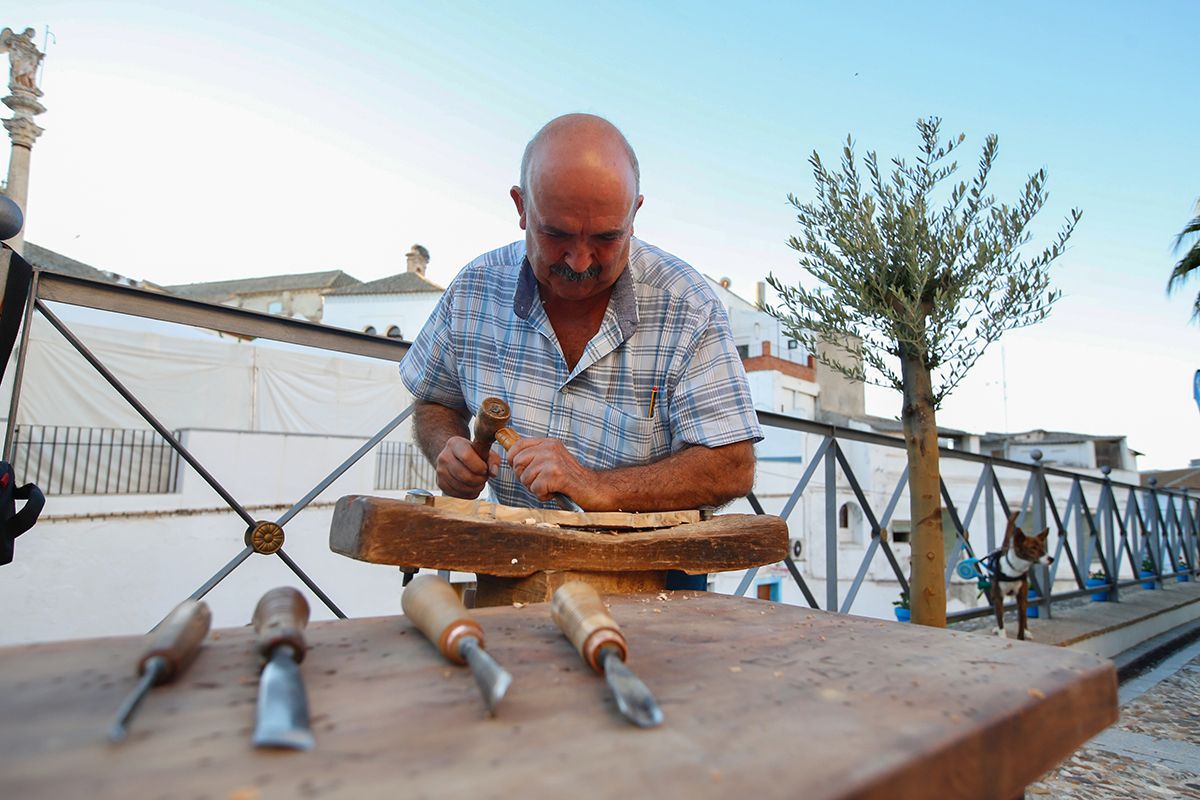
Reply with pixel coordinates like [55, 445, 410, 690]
[756, 281, 766, 310]
[406, 244, 430, 277]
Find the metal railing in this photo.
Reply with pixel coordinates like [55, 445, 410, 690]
[3, 269, 413, 622]
[732, 411, 1200, 622]
[375, 441, 437, 491]
[3, 267, 1196, 629]
[9, 424, 180, 495]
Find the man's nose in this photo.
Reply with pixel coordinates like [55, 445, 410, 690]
[563, 243, 594, 271]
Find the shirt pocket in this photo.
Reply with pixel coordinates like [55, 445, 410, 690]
[567, 394, 671, 470]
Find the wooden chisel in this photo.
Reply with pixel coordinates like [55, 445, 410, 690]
[474, 396, 585, 513]
[551, 582, 663, 728]
[251, 587, 315, 750]
[401, 574, 512, 714]
[108, 599, 212, 742]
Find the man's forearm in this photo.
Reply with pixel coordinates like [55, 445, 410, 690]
[582, 440, 756, 512]
[413, 401, 471, 466]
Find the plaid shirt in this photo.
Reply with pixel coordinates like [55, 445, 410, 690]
[399, 238, 761, 508]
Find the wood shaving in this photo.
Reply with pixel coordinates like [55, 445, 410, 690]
[512, 602, 526, 608]
[510, 558, 518, 564]
[1028, 687, 1046, 700]
[729, 666, 742, 673]
[228, 789, 261, 800]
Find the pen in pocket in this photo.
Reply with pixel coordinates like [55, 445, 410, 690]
[647, 386, 658, 418]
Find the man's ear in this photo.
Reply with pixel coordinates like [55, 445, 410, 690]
[510, 186, 527, 230]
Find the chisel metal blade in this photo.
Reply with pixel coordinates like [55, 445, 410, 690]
[600, 647, 663, 728]
[460, 637, 513, 714]
[253, 645, 315, 750]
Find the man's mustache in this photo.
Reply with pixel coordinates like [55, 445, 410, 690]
[549, 262, 601, 282]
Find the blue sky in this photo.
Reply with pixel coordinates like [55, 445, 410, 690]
[9, 1, 1200, 468]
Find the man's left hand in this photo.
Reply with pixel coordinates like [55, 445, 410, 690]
[503, 436, 593, 506]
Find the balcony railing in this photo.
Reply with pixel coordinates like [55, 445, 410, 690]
[9, 424, 180, 495]
[2, 266, 1196, 629]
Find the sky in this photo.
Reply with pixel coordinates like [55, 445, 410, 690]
[6, 0, 1199, 469]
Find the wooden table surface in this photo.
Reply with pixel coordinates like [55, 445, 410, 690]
[0, 593, 1116, 800]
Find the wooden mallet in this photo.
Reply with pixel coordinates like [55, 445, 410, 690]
[471, 396, 584, 512]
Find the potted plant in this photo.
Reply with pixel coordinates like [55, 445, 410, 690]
[1175, 553, 1191, 582]
[1140, 557, 1157, 590]
[892, 590, 910, 622]
[1086, 570, 1109, 602]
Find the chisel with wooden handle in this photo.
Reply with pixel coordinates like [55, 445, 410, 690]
[551, 582, 663, 728]
[252, 587, 315, 750]
[401, 574, 512, 714]
[108, 599, 212, 742]
[475, 396, 585, 513]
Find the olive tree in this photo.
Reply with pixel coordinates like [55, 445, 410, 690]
[766, 117, 1080, 626]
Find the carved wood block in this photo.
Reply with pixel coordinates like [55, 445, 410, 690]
[329, 494, 788, 577]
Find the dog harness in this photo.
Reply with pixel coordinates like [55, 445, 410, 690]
[984, 548, 1030, 583]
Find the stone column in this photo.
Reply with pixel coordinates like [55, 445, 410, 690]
[1, 27, 47, 255]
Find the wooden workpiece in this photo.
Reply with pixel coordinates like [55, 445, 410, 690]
[330, 494, 788, 605]
[0, 593, 1116, 799]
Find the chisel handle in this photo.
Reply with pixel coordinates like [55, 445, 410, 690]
[137, 599, 212, 683]
[252, 587, 310, 663]
[551, 582, 628, 674]
[472, 396, 512, 462]
[401, 575, 483, 665]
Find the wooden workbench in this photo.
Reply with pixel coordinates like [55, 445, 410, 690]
[0, 593, 1116, 799]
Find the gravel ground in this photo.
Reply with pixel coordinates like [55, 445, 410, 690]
[1026, 645, 1200, 799]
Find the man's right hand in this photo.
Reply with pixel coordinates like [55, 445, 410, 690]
[433, 435, 500, 499]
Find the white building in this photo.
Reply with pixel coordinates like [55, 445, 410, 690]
[320, 245, 443, 339]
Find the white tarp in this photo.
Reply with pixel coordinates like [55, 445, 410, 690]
[1, 302, 412, 437]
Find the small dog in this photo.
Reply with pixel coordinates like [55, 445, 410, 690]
[989, 511, 1053, 641]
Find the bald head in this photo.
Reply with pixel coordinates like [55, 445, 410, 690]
[518, 114, 640, 202]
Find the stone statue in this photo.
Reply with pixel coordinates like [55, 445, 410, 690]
[0, 27, 43, 95]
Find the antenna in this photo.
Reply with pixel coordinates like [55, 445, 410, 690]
[39, 25, 55, 88]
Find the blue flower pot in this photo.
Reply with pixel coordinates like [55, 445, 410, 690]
[1086, 577, 1109, 602]
[1026, 590, 1039, 618]
[893, 607, 910, 622]
[1177, 572, 1190, 583]
[1140, 570, 1156, 590]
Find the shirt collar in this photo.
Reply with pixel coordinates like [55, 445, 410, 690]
[513, 256, 639, 339]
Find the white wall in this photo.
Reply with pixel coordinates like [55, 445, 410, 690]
[0, 428, 428, 645]
[321, 293, 441, 341]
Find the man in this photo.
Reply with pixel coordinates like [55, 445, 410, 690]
[400, 114, 760, 514]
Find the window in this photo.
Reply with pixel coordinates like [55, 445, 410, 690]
[267, 301, 284, 315]
[756, 580, 780, 601]
[736, 344, 750, 359]
[385, 325, 402, 339]
[891, 520, 911, 544]
[838, 502, 863, 544]
[363, 325, 377, 335]
[787, 338, 799, 350]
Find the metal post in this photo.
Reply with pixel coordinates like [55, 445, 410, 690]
[1102, 467, 1119, 602]
[1031, 450, 1050, 619]
[1148, 478, 1162, 588]
[825, 439, 838, 612]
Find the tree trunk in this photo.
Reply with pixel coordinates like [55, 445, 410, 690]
[900, 353, 946, 627]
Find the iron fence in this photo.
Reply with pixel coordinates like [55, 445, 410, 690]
[9, 424, 181, 495]
[734, 411, 1200, 622]
[1, 266, 1196, 631]
[375, 441, 437, 491]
